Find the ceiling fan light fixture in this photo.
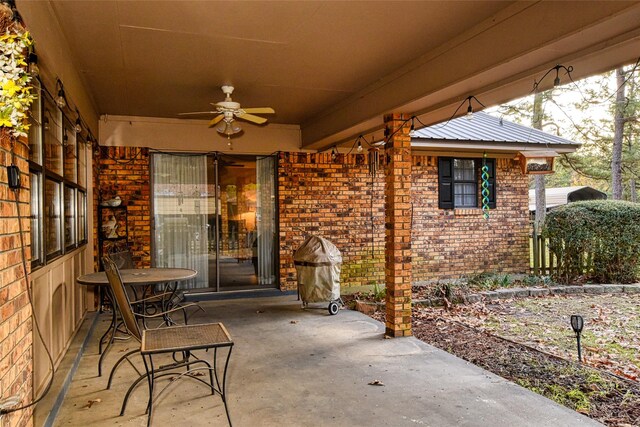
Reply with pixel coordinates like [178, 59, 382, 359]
[216, 119, 242, 136]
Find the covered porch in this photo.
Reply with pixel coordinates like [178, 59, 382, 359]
[2, 2, 640, 426]
[44, 296, 598, 427]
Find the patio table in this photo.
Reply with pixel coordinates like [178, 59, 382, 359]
[77, 268, 197, 376]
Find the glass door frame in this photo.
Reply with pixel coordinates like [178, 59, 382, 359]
[150, 151, 280, 293]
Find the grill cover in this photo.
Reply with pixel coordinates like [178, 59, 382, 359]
[294, 235, 342, 302]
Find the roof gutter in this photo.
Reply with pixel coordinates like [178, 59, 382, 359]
[410, 139, 580, 154]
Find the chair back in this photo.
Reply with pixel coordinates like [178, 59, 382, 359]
[108, 250, 135, 269]
[102, 256, 142, 342]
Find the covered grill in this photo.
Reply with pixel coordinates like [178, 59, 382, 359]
[293, 235, 343, 315]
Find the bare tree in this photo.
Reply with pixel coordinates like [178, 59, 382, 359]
[532, 91, 546, 230]
[612, 67, 626, 199]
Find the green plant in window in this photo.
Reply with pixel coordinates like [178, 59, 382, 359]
[0, 30, 36, 137]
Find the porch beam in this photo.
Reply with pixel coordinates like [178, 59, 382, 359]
[300, 2, 640, 149]
[384, 113, 412, 338]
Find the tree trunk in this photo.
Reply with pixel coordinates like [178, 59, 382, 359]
[532, 92, 546, 230]
[631, 179, 637, 203]
[612, 67, 626, 199]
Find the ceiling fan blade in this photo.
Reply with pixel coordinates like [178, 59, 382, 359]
[207, 114, 225, 127]
[236, 113, 268, 124]
[178, 111, 218, 116]
[242, 107, 275, 114]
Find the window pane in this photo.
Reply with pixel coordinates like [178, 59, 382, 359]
[28, 81, 42, 165]
[45, 178, 62, 256]
[63, 120, 77, 183]
[453, 159, 475, 180]
[44, 95, 63, 175]
[454, 183, 477, 207]
[77, 191, 86, 243]
[77, 138, 87, 188]
[64, 186, 77, 249]
[30, 172, 43, 265]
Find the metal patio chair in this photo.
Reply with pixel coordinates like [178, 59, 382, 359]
[100, 253, 203, 380]
[103, 257, 234, 426]
[106, 250, 202, 325]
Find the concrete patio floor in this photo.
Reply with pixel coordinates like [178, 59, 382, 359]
[51, 295, 601, 427]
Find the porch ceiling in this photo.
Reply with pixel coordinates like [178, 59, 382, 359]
[19, 1, 640, 150]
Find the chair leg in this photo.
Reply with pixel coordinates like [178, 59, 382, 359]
[142, 354, 154, 427]
[107, 349, 141, 389]
[98, 326, 117, 377]
[222, 347, 233, 426]
[98, 304, 117, 355]
[120, 369, 152, 416]
[213, 347, 233, 426]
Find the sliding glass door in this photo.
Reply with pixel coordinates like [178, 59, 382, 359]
[152, 153, 277, 291]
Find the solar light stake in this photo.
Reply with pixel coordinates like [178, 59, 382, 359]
[570, 315, 584, 363]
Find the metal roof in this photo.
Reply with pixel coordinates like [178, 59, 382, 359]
[412, 112, 579, 146]
[528, 186, 607, 211]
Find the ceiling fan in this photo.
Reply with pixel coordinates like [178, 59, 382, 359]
[178, 86, 275, 136]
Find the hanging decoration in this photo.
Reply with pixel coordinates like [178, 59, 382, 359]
[0, 29, 35, 137]
[481, 152, 490, 220]
[368, 147, 379, 176]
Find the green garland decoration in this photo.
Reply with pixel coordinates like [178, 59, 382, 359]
[481, 153, 490, 220]
[0, 30, 36, 138]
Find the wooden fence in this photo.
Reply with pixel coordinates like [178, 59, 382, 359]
[530, 225, 557, 276]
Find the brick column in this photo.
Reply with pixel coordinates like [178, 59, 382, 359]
[383, 113, 412, 337]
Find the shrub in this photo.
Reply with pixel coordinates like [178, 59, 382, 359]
[544, 200, 640, 283]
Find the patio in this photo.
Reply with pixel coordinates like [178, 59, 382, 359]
[3, 4, 640, 427]
[48, 296, 598, 427]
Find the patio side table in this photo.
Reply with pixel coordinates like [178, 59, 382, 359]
[141, 322, 234, 427]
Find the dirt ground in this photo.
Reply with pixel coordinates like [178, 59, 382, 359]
[353, 293, 640, 426]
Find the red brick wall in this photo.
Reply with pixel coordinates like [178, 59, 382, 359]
[95, 147, 151, 268]
[278, 152, 385, 290]
[94, 148, 528, 290]
[411, 155, 530, 281]
[0, 131, 33, 427]
[278, 152, 530, 290]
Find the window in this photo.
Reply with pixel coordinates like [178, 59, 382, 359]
[64, 186, 76, 250]
[29, 82, 44, 268]
[45, 178, 62, 258]
[28, 79, 43, 166]
[43, 93, 63, 175]
[77, 136, 87, 188]
[30, 172, 43, 266]
[77, 190, 87, 244]
[438, 157, 496, 209]
[63, 118, 77, 183]
[453, 159, 477, 207]
[28, 79, 89, 267]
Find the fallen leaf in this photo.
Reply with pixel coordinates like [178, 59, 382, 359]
[368, 380, 384, 386]
[82, 398, 101, 409]
[290, 320, 298, 324]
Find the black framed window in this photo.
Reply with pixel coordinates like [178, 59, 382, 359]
[64, 186, 77, 250]
[28, 79, 88, 267]
[438, 157, 496, 209]
[30, 171, 43, 266]
[44, 177, 62, 259]
[29, 81, 44, 268]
